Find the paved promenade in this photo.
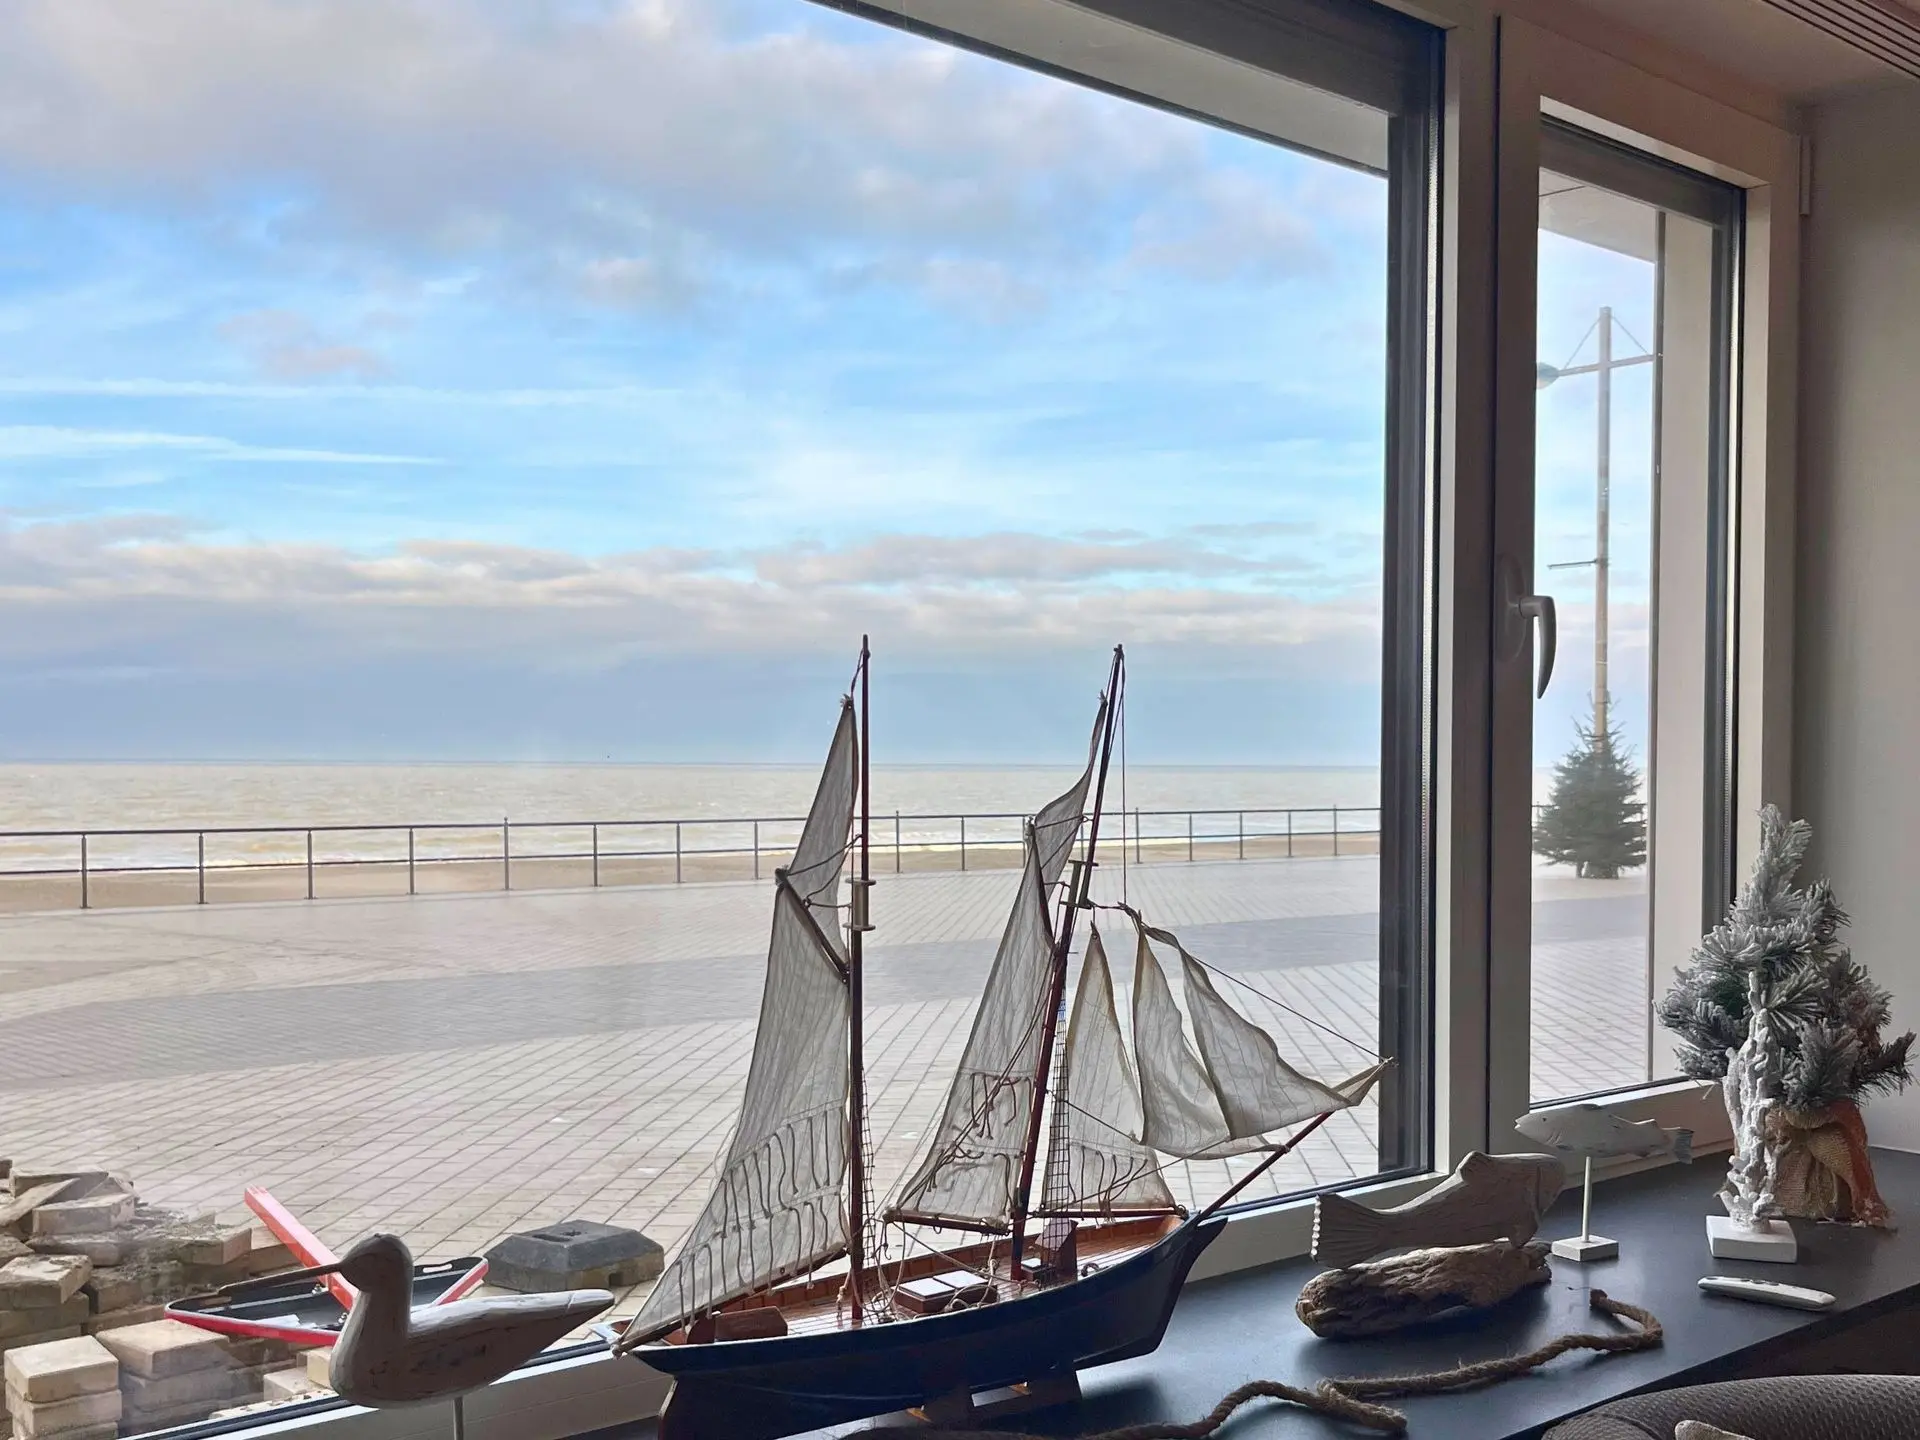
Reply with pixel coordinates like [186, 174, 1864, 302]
[0, 856, 1646, 1294]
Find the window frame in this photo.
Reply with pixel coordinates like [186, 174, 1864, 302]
[1484, 16, 1803, 1158]
[146, 6, 1813, 1440]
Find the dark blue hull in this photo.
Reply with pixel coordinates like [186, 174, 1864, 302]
[628, 1216, 1224, 1439]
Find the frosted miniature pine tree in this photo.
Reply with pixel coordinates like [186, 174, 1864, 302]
[1658, 806, 1914, 1226]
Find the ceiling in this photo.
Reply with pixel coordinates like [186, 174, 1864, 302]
[1563, 0, 1917, 101]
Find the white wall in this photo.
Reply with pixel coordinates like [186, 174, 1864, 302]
[1797, 80, 1920, 1150]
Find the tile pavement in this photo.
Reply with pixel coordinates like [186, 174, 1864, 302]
[0, 857, 1647, 1308]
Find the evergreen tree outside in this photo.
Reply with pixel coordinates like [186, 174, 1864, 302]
[1531, 700, 1647, 878]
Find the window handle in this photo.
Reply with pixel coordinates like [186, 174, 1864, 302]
[1498, 556, 1557, 699]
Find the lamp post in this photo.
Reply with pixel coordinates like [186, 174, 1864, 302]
[1537, 305, 1654, 735]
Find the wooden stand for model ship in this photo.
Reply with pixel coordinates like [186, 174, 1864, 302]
[609, 644, 1389, 1440]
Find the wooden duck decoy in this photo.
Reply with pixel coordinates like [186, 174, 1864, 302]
[324, 1233, 612, 1439]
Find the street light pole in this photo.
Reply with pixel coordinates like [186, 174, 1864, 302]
[1538, 306, 1651, 735]
[1594, 305, 1612, 736]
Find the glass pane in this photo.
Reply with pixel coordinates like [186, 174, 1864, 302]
[1530, 142, 1733, 1104]
[0, 0, 1423, 1407]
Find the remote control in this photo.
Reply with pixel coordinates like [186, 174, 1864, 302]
[1697, 1275, 1835, 1311]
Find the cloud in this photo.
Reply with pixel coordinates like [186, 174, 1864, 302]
[218, 309, 386, 380]
[752, 532, 1303, 587]
[0, 425, 435, 466]
[1129, 171, 1329, 281]
[0, 517, 1377, 674]
[0, 0, 1348, 310]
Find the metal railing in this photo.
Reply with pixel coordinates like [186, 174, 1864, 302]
[0, 805, 1384, 910]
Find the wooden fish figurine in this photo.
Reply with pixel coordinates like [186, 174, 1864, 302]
[1311, 1151, 1566, 1268]
[1516, 1104, 1693, 1163]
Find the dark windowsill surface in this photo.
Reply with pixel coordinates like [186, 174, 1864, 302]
[754, 1148, 1920, 1439]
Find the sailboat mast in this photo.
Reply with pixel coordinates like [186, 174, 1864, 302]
[845, 636, 872, 1324]
[1010, 645, 1124, 1264]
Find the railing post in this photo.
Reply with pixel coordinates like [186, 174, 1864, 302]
[306, 830, 314, 900]
[408, 828, 416, 896]
[80, 833, 89, 910]
[675, 822, 682, 883]
[503, 817, 511, 891]
[894, 812, 902, 874]
[1187, 812, 1194, 862]
[959, 815, 967, 872]
[197, 832, 206, 905]
[1237, 811, 1244, 861]
[1287, 809, 1294, 858]
[593, 823, 601, 887]
[751, 820, 759, 881]
[1135, 808, 1141, 864]
[1332, 805, 1340, 856]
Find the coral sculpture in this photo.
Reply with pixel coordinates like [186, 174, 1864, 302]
[1658, 807, 1913, 1227]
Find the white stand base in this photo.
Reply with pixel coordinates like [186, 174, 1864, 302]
[1707, 1214, 1798, 1263]
[1550, 1234, 1619, 1262]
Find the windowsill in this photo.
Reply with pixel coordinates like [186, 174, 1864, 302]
[177, 1121, 1731, 1440]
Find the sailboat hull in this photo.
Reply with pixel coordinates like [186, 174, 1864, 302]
[627, 1215, 1225, 1440]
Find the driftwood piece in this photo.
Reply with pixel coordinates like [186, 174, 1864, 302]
[1295, 1241, 1552, 1338]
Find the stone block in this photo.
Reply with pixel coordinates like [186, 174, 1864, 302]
[78, 1273, 138, 1319]
[96, 1323, 229, 1380]
[23, 1243, 118, 1271]
[0, 1261, 89, 1311]
[0, 1246, 26, 1271]
[3, 1338, 116, 1403]
[302, 1350, 331, 1388]
[17, 1426, 107, 1440]
[82, 1306, 164, 1337]
[2, 1177, 114, 1208]
[483, 1221, 663, 1293]
[120, 1366, 239, 1410]
[246, 1233, 295, 1277]
[260, 1368, 323, 1404]
[178, 1258, 249, 1291]
[7, 1386, 120, 1437]
[0, 1334, 81, 1363]
[0, 1305, 88, 1344]
[29, 1199, 132, 1244]
[179, 1228, 248, 1269]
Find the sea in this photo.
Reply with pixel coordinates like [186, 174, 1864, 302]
[0, 763, 1388, 872]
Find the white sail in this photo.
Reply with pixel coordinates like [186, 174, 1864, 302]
[621, 704, 857, 1344]
[1132, 917, 1384, 1160]
[884, 703, 1104, 1230]
[1039, 927, 1178, 1216]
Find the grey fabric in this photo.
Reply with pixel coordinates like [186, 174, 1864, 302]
[1546, 1374, 1920, 1440]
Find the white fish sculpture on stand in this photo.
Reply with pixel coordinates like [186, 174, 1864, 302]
[1516, 1106, 1693, 1165]
[1311, 1152, 1566, 1268]
[1516, 1105, 1694, 1263]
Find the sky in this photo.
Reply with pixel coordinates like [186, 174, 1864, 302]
[0, 0, 1637, 766]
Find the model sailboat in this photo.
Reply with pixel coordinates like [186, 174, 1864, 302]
[611, 644, 1388, 1440]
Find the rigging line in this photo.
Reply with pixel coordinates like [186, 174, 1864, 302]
[1190, 955, 1379, 1059]
[1088, 902, 1379, 1059]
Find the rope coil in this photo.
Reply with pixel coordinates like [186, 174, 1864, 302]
[871, 1290, 1662, 1439]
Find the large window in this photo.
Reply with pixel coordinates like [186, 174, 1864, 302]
[0, 0, 1438, 1428]
[1528, 122, 1741, 1105]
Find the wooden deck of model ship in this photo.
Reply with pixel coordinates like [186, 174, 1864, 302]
[629, 1215, 1182, 1345]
